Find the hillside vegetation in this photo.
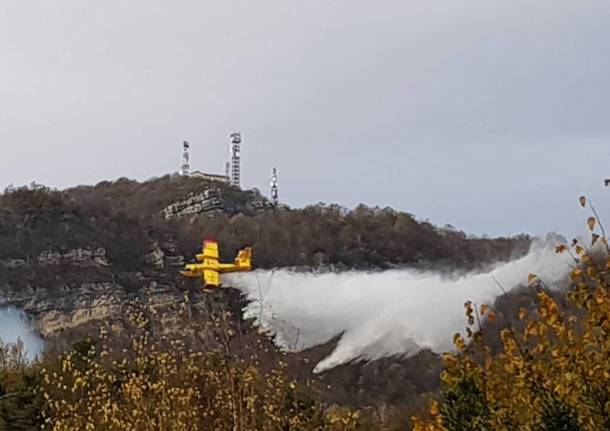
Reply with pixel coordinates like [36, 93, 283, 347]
[413, 197, 610, 431]
[0, 176, 536, 429]
[0, 175, 529, 273]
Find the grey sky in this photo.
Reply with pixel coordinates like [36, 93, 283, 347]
[1, 0, 609, 237]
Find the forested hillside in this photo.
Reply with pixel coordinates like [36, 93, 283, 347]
[0, 175, 529, 273]
[0, 175, 533, 430]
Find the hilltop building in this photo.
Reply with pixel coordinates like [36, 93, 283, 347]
[179, 140, 231, 185]
[189, 170, 230, 184]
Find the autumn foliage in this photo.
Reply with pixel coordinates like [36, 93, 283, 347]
[413, 196, 610, 431]
[40, 335, 359, 430]
[0, 302, 361, 431]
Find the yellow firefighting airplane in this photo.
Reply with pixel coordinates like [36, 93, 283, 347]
[181, 239, 252, 290]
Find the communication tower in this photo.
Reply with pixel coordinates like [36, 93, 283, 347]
[229, 132, 242, 187]
[270, 167, 279, 206]
[180, 141, 190, 176]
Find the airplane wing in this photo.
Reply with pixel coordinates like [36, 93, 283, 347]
[203, 269, 220, 287]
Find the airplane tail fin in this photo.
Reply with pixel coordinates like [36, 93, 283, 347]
[235, 247, 253, 270]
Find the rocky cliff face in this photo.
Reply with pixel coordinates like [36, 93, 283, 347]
[0, 242, 227, 345]
[36, 248, 109, 267]
[162, 189, 224, 220]
[8, 281, 124, 337]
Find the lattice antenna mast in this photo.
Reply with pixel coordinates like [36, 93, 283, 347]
[270, 167, 279, 207]
[180, 141, 190, 176]
[229, 132, 242, 187]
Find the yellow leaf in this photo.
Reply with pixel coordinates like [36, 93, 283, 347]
[442, 353, 457, 366]
[570, 268, 583, 281]
[452, 333, 461, 345]
[480, 304, 489, 316]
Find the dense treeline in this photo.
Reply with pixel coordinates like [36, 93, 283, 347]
[0, 176, 529, 272]
[178, 205, 529, 270]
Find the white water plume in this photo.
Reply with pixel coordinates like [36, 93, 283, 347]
[0, 304, 44, 360]
[228, 240, 573, 373]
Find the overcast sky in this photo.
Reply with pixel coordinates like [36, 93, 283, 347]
[1, 1, 609, 237]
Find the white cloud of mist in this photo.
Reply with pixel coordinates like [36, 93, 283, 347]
[0, 305, 44, 360]
[229, 240, 572, 372]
